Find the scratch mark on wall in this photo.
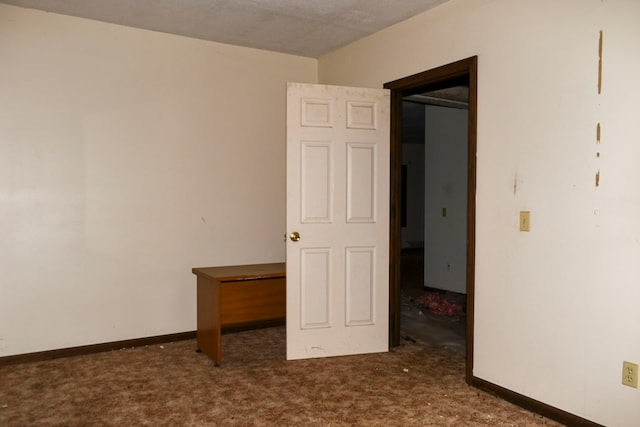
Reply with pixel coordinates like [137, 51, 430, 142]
[513, 174, 518, 195]
[595, 31, 603, 188]
[598, 31, 603, 94]
[201, 216, 216, 233]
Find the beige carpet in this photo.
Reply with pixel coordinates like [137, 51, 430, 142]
[0, 327, 562, 426]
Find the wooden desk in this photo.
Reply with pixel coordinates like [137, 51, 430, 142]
[192, 263, 286, 365]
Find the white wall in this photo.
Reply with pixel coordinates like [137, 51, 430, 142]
[424, 105, 467, 294]
[0, 5, 316, 356]
[319, 1, 640, 426]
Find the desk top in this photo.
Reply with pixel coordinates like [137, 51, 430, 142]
[192, 263, 285, 282]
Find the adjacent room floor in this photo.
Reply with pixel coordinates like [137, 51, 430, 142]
[400, 248, 466, 356]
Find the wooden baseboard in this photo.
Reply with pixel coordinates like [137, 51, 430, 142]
[471, 377, 604, 427]
[0, 331, 196, 367]
[0, 320, 287, 367]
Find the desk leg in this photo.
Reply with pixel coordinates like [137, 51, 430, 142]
[196, 276, 222, 366]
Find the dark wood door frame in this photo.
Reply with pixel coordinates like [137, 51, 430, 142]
[384, 56, 478, 383]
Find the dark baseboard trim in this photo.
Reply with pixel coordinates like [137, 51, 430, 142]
[471, 376, 604, 427]
[0, 331, 196, 367]
[0, 320, 288, 367]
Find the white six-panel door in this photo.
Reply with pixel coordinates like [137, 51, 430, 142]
[286, 82, 390, 360]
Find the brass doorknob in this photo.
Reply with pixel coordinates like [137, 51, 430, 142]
[290, 231, 300, 242]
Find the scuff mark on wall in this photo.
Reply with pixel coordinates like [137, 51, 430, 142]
[513, 174, 519, 195]
[598, 30, 603, 94]
[201, 216, 216, 233]
[595, 30, 603, 188]
[596, 123, 601, 158]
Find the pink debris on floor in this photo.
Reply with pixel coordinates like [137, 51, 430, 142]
[412, 292, 465, 316]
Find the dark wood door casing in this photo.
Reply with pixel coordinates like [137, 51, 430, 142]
[384, 56, 477, 383]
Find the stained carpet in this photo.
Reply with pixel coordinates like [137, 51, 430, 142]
[0, 327, 561, 426]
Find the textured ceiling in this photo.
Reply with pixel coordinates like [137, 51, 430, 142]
[0, 0, 449, 58]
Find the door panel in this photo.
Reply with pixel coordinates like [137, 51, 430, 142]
[347, 143, 376, 222]
[286, 82, 390, 360]
[345, 247, 375, 326]
[300, 248, 331, 328]
[301, 142, 332, 223]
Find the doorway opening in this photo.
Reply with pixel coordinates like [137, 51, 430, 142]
[385, 57, 477, 383]
[400, 86, 469, 356]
